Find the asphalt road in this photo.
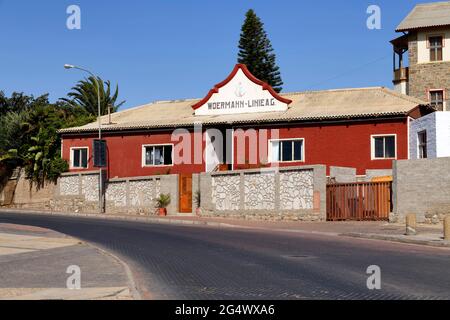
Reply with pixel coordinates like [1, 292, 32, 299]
[0, 212, 449, 300]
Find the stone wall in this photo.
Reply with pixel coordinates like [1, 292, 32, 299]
[53, 171, 178, 215]
[1, 169, 56, 209]
[198, 165, 326, 221]
[0, 165, 9, 205]
[279, 170, 314, 210]
[408, 32, 450, 110]
[105, 177, 162, 213]
[211, 174, 240, 211]
[392, 157, 450, 223]
[244, 172, 276, 210]
[0, 178, 15, 206]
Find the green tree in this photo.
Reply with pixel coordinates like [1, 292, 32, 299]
[0, 111, 28, 158]
[237, 9, 283, 92]
[19, 102, 92, 187]
[62, 76, 125, 116]
[0, 91, 50, 116]
[24, 128, 68, 187]
[0, 92, 95, 188]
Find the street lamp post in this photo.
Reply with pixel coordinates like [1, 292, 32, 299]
[64, 64, 104, 213]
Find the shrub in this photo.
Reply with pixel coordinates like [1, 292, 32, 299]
[155, 193, 171, 208]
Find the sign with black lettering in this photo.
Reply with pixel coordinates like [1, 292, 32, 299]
[193, 64, 291, 116]
[93, 139, 107, 168]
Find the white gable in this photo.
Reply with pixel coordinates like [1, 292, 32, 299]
[193, 65, 291, 116]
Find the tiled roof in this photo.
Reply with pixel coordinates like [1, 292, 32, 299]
[59, 87, 427, 134]
[396, 1, 450, 31]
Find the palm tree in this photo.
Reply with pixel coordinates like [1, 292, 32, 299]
[62, 76, 125, 116]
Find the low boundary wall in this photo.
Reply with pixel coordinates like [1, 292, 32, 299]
[392, 157, 450, 223]
[195, 165, 327, 221]
[52, 171, 179, 215]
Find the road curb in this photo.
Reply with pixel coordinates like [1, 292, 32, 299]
[0, 208, 339, 237]
[2, 208, 448, 249]
[0, 208, 239, 229]
[342, 232, 450, 248]
[82, 242, 142, 300]
[0, 222, 137, 300]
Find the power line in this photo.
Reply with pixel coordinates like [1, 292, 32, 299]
[304, 54, 391, 90]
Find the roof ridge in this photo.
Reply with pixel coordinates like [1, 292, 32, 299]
[154, 98, 199, 104]
[379, 87, 428, 105]
[148, 87, 388, 102]
[99, 98, 200, 119]
[103, 86, 426, 117]
[106, 101, 154, 116]
[281, 87, 385, 96]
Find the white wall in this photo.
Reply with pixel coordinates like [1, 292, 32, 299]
[417, 29, 450, 64]
[436, 112, 450, 157]
[205, 129, 222, 172]
[195, 68, 289, 116]
[394, 81, 409, 95]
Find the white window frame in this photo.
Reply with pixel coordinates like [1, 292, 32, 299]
[370, 134, 397, 160]
[268, 138, 305, 163]
[141, 144, 174, 167]
[417, 130, 428, 159]
[70, 147, 89, 169]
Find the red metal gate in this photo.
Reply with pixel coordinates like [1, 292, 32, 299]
[326, 182, 392, 221]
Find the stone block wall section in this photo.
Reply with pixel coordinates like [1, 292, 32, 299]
[195, 165, 327, 221]
[0, 169, 56, 209]
[328, 166, 391, 183]
[329, 166, 356, 183]
[53, 171, 179, 215]
[392, 157, 450, 224]
[408, 32, 450, 110]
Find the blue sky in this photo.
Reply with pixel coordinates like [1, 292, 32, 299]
[0, 0, 437, 110]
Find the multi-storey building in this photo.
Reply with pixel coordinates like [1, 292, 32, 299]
[393, 1, 450, 111]
[393, 2, 450, 159]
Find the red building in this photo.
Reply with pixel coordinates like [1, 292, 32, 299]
[60, 64, 432, 178]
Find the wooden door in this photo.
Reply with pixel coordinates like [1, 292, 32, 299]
[179, 174, 192, 213]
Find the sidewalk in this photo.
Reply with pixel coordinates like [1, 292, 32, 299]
[166, 215, 449, 248]
[1, 207, 448, 248]
[0, 223, 138, 300]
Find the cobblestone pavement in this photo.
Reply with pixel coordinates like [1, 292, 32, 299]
[0, 212, 449, 300]
[0, 223, 134, 300]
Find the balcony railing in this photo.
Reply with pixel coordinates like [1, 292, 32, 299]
[393, 67, 409, 83]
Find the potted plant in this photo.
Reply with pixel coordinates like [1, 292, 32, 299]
[155, 193, 171, 216]
[194, 190, 202, 216]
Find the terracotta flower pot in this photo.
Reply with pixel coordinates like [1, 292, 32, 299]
[158, 208, 167, 216]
